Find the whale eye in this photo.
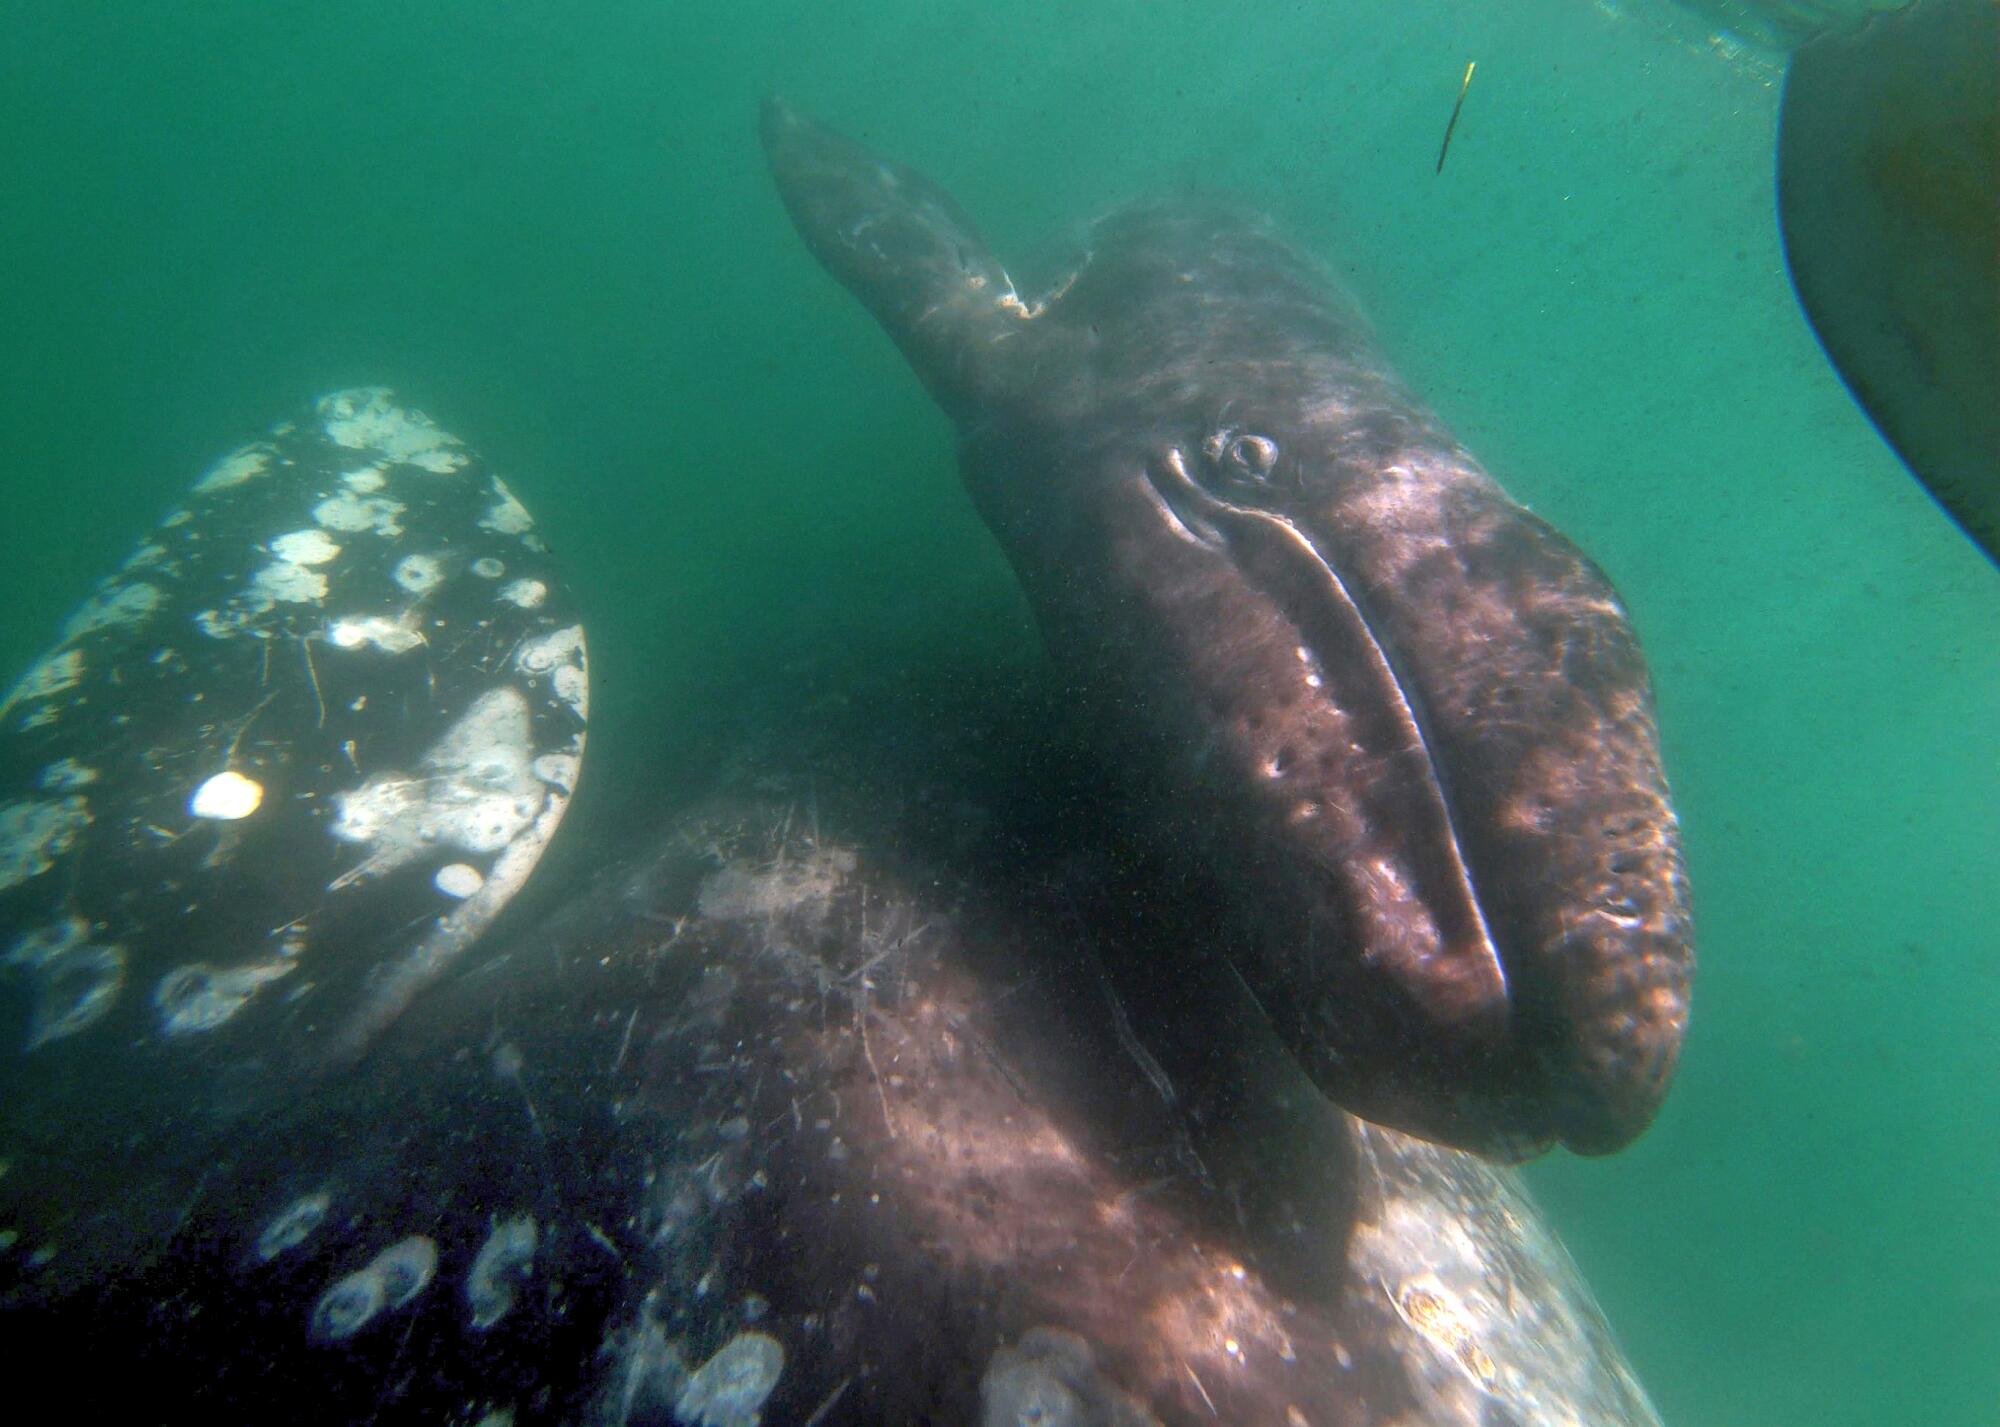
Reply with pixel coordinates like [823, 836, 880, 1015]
[1228, 433, 1279, 478]
[1201, 428, 1278, 488]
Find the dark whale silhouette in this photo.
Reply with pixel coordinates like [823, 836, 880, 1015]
[762, 102, 1694, 1158]
[1778, 0, 1999, 568]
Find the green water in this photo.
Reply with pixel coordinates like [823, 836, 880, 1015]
[1, 1, 1993, 1421]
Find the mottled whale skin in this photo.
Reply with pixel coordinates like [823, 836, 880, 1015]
[0, 390, 587, 1281]
[0, 671, 1664, 1427]
[763, 102, 1694, 1157]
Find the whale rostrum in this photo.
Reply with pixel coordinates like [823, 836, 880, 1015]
[763, 101, 1694, 1157]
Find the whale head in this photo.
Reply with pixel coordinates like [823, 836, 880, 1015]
[764, 101, 1694, 1158]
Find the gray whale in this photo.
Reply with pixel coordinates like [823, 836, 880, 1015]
[0, 393, 1664, 1422]
[763, 102, 1694, 1158]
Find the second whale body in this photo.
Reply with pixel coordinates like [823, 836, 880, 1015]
[763, 102, 1694, 1157]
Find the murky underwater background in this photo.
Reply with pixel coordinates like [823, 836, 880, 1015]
[1, 1, 1993, 1421]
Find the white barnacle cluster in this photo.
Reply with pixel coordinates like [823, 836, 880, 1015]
[21, 648, 84, 703]
[249, 560, 327, 605]
[465, 1214, 539, 1330]
[318, 387, 467, 473]
[327, 612, 425, 655]
[153, 958, 296, 1036]
[478, 477, 534, 537]
[515, 623, 588, 722]
[2, 916, 126, 1050]
[0, 796, 90, 893]
[529, 752, 579, 795]
[192, 443, 272, 494]
[36, 758, 98, 792]
[328, 687, 550, 890]
[119, 541, 171, 574]
[197, 521, 350, 640]
[250, 526, 343, 607]
[499, 578, 547, 609]
[311, 487, 407, 539]
[2, 648, 85, 724]
[59, 581, 163, 643]
[309, 1235, 439, 1343]
[270, 529, 341, 566]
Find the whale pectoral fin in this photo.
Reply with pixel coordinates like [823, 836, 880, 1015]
[1778, 0, 2000, 566]
[761, 99, 1032, 420]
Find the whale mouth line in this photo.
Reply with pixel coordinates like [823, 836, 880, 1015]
[1146, 446, 1511, 1005]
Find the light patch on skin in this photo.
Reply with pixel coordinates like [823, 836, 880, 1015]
[1, 648, 85, 715]
[0, 797, 90, 891]
[190, 770, 264, 820]
[328, 779, 571, 1060]
[435, 862, 484, 899]
[675, 1332, 785, 1427]
[516, 624, 588, 720]
[1343, 1122, 1657, 1426]
[328, 613, 425, 655]
[499, 578, 547, 609]
[153, 958, 296, 1035]
[980, 1328, 1154, 1427]
[3, 917, 126, 1049]
[328, 687, 546, 888]
[697, 843, 857, 925]
[256, 1191, 332, 1262]
[551, 665, 587, 718]
[341, 464, 387, 493]
[318, 387, 466, 470]
[393, 553, 445, 597]
[478, 479, 534, 536]
[471, 557, 506, 579]
[251, 559, 328, 605]
[310, 1235, 440, 1343]
[193, 444, 271, 493]
[269, 529, 341, 566]
[530, 753, 578, 794]
[410, 447, 467, 473]
[37, 758, 97, 792]
[465, 1214, 538, 1330]
[312, 489, 407, 538]
[195, 601, 274, 640]
[61, 582, 162, 643]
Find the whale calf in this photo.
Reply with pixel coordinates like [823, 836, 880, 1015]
[763, 102, 1694, 1157]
